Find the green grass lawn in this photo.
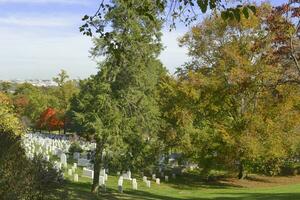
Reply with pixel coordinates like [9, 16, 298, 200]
[60, 162, 300, 200]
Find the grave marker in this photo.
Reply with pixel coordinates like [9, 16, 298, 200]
[68, 169, 72, 176]
[152, 174, 156, 180]
[82, 168, 94, 179]
[143, 176, 147, 182]
[118, 178, 123, 193]
[156, 178, 160, 184]
[146, 180, 151, 188]
[165, 176, 169, 182]
[99, 176, 105, 186]
[74, 174, 79, 182]
[132, 179, 138, 190]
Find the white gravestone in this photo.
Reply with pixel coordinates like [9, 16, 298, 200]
[82, 168, 94, 179]
[68, 169, 72, 176]
[132, 178, 138, 190]
[152, 174, 156, 180]
[143, 176, 147, 183]
[99, 176, 105, 186]
[100, 169, 106, 176]
[165, 176, 169, 182]
[74, 174, 79, 182]
[118, 178, 123, 193]
[104, 174, 108, 181]
[60, 153, 67, 165]
[156, 178, 160, 184]
[146, 180, 151, 188]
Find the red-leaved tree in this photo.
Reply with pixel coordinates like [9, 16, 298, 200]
[36, 108, 64, 133]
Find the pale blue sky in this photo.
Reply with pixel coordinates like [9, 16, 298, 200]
[0, 0, 286, 80]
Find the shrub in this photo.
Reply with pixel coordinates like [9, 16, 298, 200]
[0, 132, 65, 200]
[69, 142, 83, 154]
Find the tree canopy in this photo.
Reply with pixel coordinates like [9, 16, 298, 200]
[159, 4, 300, 177]
[70, 0, 166, 192]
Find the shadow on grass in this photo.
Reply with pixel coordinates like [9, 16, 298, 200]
[65, 180, 98, 200]
[95, 190, 300, 200]
[98, 188, 184, 200]
[64, 179, 300, 200]
[61, 177, 300, 200]
[244, 175, 272, 183]
[208, 192, 300, 200]
[165, 173, 243, 190]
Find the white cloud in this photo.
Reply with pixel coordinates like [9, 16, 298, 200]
[0, 27, 98, 80]
[0, 16, 77, 27]
[0, 18, 189, 80]
[0, 27, 189, 79]
[160, 28, 189, 74]
[0, 0, 91, 5]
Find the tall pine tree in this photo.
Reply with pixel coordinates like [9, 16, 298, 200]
[70, 0, 165, 192]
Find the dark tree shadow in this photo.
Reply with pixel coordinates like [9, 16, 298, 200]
[208, 192, 300, 200]
[64, 179, 300, 200]
[244, 175, 272, 183]
[98, 190, 300, 200]
[164, 173, 243, 190]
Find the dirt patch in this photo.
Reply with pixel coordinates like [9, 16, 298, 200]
[218, 175, 300, 188]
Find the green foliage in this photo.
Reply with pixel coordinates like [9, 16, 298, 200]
[0, 81, 13, 93]
[80, 0, 256, 36]
[30, 155, 65, 198]
[71, 0, 167, 191]
[69, 142, 83, 154]
[160, 5, 300, 177]
[13, 83, 60, 129]
[0, 98, 64, 199]
[0, 142, 65, 200]
[53, 70, 79, 112]
[0, 92, 23, 136]
[69, 74, 122, 192]
[8, 71, 78, 132]
[53, 70, 79, 133]
[221, 5, 256, 21]
[90, 0, 166, 171]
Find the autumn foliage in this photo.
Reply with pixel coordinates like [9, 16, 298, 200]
[36, 108, 64, 131]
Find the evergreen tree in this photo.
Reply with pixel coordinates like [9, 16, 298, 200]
[70, 0, 165, 192]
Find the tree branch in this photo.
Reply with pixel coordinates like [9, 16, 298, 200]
[290, 34, 300, 75]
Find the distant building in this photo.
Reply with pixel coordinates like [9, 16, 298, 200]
[2, 79, 58, 87]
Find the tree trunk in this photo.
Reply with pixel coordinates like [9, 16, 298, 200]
[63, 118, 67, 135]
[91, 142, 103, 193]
[238, 160, 245, 179]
